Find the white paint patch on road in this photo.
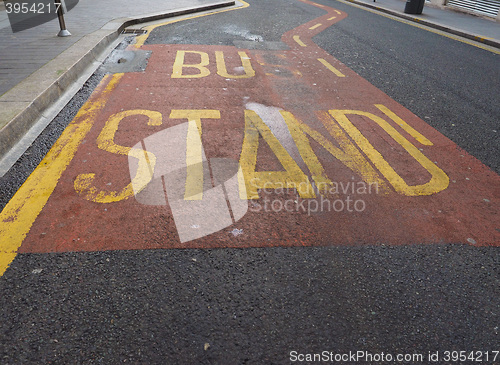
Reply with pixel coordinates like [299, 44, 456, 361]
[245, 102, 307, 171]
[222, 24, 264, 42]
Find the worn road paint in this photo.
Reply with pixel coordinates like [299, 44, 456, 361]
[0, 74, 123, 276]
[74, 109, 162, 203]
[317, 58, 345, 77]
[1, 0, 499, 273]
[293, 35, 307, 47]
[134, 0, 250, 48]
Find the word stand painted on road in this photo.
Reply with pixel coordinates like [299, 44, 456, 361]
[73, 104, 449, 206]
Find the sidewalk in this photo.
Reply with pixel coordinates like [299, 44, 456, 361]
[0, 0, 498, 170]
[0, 0, 236, 171]
[0, 0, 236, 95]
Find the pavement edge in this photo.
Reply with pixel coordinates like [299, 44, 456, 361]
[0, 0, 235, 168]
[342, 0, 500, 48]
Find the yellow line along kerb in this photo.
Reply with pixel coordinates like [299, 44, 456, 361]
[0, 0, 253, 278]
[135, 0, 250, 48]
[336, 0, 500, 54]
[0, 73, 124, 277]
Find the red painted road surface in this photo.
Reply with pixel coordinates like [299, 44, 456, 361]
[11, 0, 500, 255]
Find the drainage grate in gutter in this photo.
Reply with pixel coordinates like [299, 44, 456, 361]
[122, 29, 148, 35]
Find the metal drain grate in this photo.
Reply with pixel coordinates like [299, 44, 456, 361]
[122, 29, 148, 35]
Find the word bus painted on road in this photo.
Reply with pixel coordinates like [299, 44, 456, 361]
[172, 50, 255, 79]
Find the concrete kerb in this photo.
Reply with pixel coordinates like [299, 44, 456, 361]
[0, 0, 235, 167]
[343, 0, 500, 49]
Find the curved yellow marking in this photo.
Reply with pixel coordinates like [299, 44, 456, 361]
[74, 110, 162, 203]
[171, 50, 211, 79]
[329, 109, 449, 196]
[135, 0, 250, 48]
[293, 35, 307, 47]
[215, 51, 255, 79]
[0, 73, 123, 276]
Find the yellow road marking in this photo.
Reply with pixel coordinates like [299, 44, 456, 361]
[293, 35, 307, 47]
[169, 110, 221, 200]
[135, 0, 250, 48]
[287, 110, 388, 192]
[280, 111, 333, 193]
[74, 109, 162, 203]
[172, 50, 211, 78]
[334, 9, 342, 14]
[330, 108, 449, 196]
[309, 23, 322, 30]
[216, 51, 255, 78]
[239, 110, 315, 199]
[317, 58, 345, 77]
[171, 50, 257, 79]
[375, 104, 432, 145]
[0, 73, 123, 276]
[185, 120, 205, 200]
[328, 16, 337, 20]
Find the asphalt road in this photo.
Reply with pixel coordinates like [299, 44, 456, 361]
[0, 0, 499, 363]
[312, 0, 500, 174]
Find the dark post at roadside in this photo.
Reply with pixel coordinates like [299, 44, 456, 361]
[55, 0, 71, 36]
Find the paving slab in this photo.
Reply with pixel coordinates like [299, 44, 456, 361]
[0, 0, 236, 169]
